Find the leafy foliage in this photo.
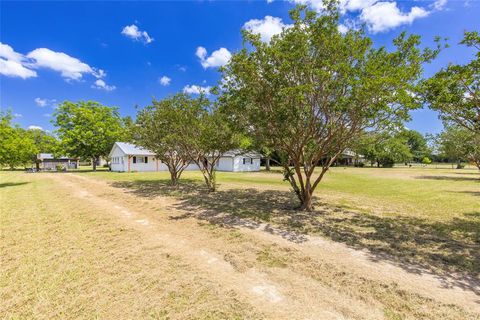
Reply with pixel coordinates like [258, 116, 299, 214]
[0, 111, 38, 169]
[437, 124, 480, 169]
[53, 101, 125, 170]
[423, 31, 480, 135]
[220, 4, 437, 210]
[176, 96, 240, 192]
[135, 94, 194, 185]
[353, 131, 412, 167]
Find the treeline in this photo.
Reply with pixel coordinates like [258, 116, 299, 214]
[1, 4, 478, 210]
[0, 111, 57, 169]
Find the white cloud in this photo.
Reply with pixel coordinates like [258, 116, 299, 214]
[0, 59, 37, 79]
[183, 84, 211, 95]
[91, 79, 116, 91]
[243, 16, 291, 42]
[27, 48, 95, 80]
[35, 97, 48, 107]
[196, 46, 231, 69]
[159, 76, 171, 86]
[13, 113, 22, 118]
[28, 125, 43, 131]
[121, 24, 154, 44]
[338, 24, 349, 34]
[35, 97, 57, 108]
[433, 0, 447, 10]
[0, 43, 37, 79]
[294, 0, 443, 33]
[360, 2, 429, 33]
[341, 0, 378, 12]
[1, 43, 112, 89]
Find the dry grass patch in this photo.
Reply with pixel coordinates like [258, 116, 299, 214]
[0, 172, 260, 320]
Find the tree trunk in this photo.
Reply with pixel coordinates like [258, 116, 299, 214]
[169, 169, 178, 186]
[204, 171, 216, 192]
[299, 190, 314, 211]
[265, 157, 271, 171]
[92, 157, 97, 171]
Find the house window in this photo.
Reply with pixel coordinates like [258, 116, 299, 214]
[136, 156, 144, 164]
[243, 158, 253, 165]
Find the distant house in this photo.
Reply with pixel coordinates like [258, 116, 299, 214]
[95, 157, 108, 167]
[36, 153, 79, 170]
[109, 142, 261, 173]
[336, 149, 365, 166]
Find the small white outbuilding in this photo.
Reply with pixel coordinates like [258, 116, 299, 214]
[108, 142, 262, 173]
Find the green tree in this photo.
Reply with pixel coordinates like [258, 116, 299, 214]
[221, 4, 438, 210]
[121, 115, 136, 143]
[354, 131, 412, 167]
[135, 94, 193, 186]
[423, 31, 480, 135]
[398, 129, 429, 162]
[0, 111, 37, 169]
[178, 96, 240, 192]
[53, 101, 125, 171]
[26, 128, 58, 170]
[438, 125, 480, 169]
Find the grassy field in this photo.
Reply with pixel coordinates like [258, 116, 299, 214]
[79, 165, 480, 276]
[0, 172, 259, 319]
[1, 166, 479, 319]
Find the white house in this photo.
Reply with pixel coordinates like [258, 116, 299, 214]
[108, 142, 261, 173]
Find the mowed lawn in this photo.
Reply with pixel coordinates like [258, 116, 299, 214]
[0, 171, 259, 319]
[1, 166, 479, 319]
[80, 165, 480, 276]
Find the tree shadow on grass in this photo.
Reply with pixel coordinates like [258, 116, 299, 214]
[452, 191, 480, 197]
[111, 179, 480, 294]
[416, 175, 479, 182]
[0, 182, 29, 188]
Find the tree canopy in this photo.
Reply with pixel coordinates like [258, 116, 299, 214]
[0, 111, 38, 169]
[353, 130, 412, 167]
[53, 101, 125, 170]
[135, 94, 195, 185]
[437, 124, 480, 169]
[423, 31, 480, 135]
[220, 4, 438, 210]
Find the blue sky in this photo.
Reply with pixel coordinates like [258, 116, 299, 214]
[1, 0, 479, 134]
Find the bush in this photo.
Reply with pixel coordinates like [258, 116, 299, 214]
[354, 162, 365, 167]
[103, 164, 109, 168]
[421, 157, 432, 165]
[456, 163, 465, 169]
[55, 164, 66, 171]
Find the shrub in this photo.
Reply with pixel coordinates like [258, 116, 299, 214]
[456, 163, 465, 169]
[421, 157, 432, 165]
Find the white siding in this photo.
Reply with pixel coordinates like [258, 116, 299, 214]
[110, 145, 128, 172]
[129, 155, 158, 172]
[158, 162, 199, 171]
[232, 156, 260, 172]
[217, 157, 234, 171]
